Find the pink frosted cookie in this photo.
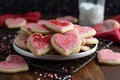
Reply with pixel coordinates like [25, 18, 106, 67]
[45, 20, 74, 33]
[74, 25, 96, 37]
[14, 34, 29, 50]
[56, 16, 78, 23]
[5, 18, 27, 29]
[97, 49, 120, 65]
[99, 19, 120, 33]
[85, 37, 99, 44]
[0, 55, 29, 73]
[27, 33, 51, 57]
[21, 23, 37, 35]
[31, 20, 53, 34]
[51, 29, 81, 56]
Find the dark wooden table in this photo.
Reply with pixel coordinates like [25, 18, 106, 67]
[0, 16, 120, 80]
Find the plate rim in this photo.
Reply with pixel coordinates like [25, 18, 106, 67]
[13, 43, 98, 60]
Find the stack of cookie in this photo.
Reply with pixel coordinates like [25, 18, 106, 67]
[13, 19, 99, 57]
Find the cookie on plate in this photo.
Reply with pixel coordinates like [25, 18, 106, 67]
[80, 45, 91, 51]
[21, 23, 37, 35]
[85, 37, 99, 44]
[56, 16, 78, 23]
[74, 25, 96, 38]
[45, 20, 74, 33]
[51, 29, 81, 56]
[27, 33, 52, 57]
[31, 20, 53, 34]
[97, 49, 120, 65]
[14, 34, 29, 50]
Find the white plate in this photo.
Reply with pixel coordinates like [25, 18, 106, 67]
[13, 43, 98, 60]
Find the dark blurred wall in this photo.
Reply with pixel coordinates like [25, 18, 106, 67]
[0, 0, 119, 16]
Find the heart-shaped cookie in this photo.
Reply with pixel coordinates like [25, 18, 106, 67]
[27, 33, 51, 56]
[21, 23, 37, 35]
[45, 20, 74, 33]
[56, 16, 78, 23]
[74, 25, 96, 38]
[51, 29, 81, 56]
[14, 34, 29, 50]
[0, 55, 29, 73]
[97, 49, 120, 65]
[31, 20, 53, 34]
[99, 19, 120, 33]
[85, 37, 99, 44]
[5, 18, 27, 29]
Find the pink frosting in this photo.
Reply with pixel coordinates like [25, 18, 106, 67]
[0, 55, 27, 69]
[34, 20, 50, 30]
[24, 23, 37, 30]
[99, 49, 120, 61]
[6, 18, 26, 26]
[29, 33, 51, 53]
[56, 16, 77, 22]
[74, 25, 95, 35]
[53, 29, 79, 51]
[48, 20, 73, 29]
[0, 61, 26, 69]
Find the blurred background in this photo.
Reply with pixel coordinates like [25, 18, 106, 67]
[0, 0, 119, 17]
